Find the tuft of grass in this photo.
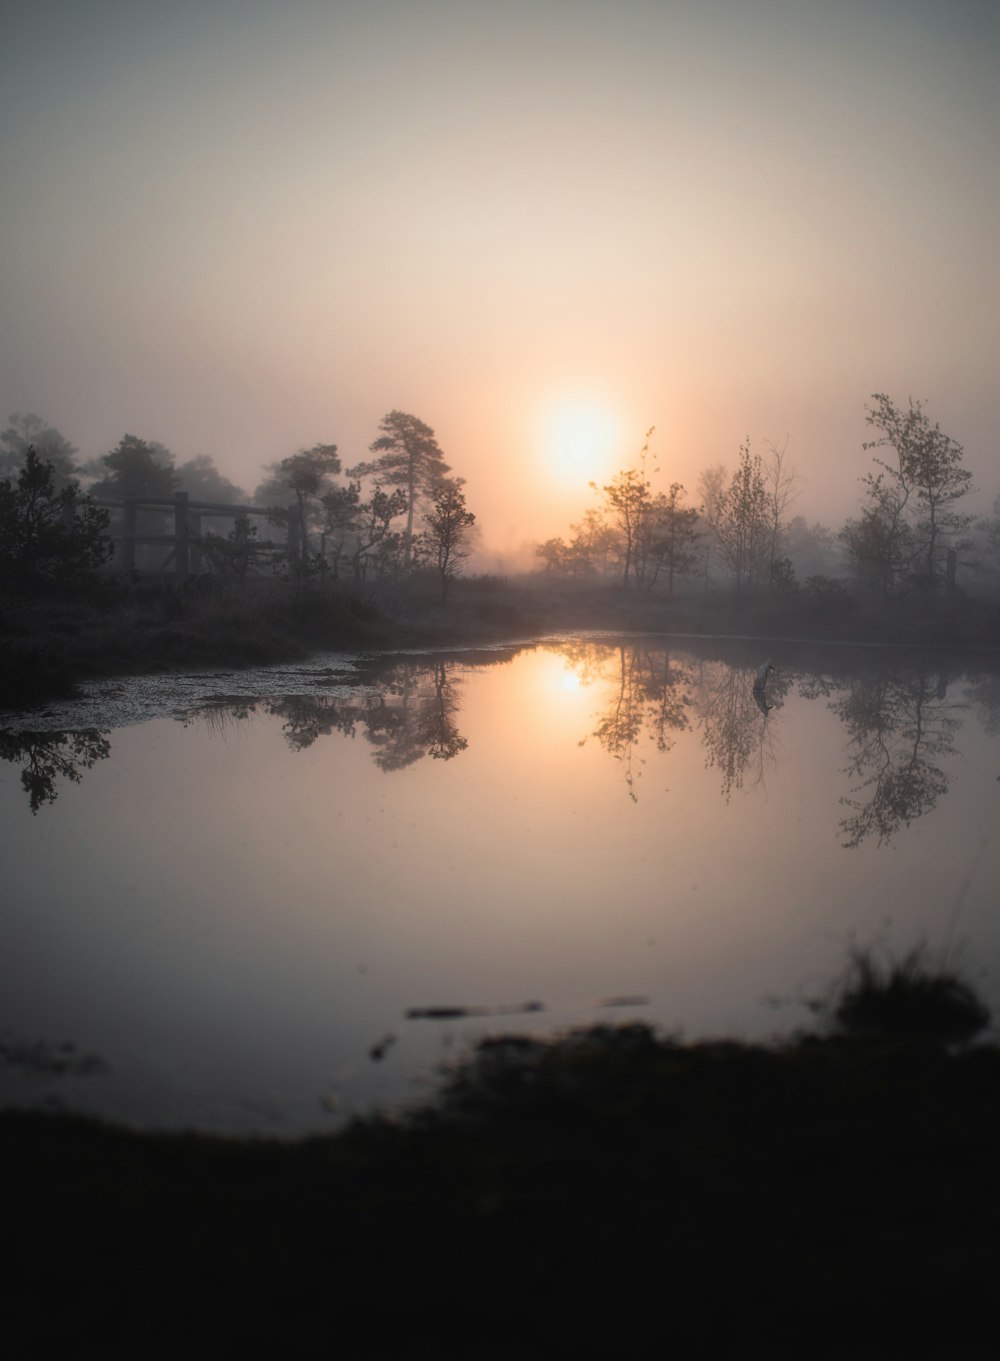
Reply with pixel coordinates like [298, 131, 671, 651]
[831, 943, 991, 1045]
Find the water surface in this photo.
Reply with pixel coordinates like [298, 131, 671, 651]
[2, 635, 998, 1133]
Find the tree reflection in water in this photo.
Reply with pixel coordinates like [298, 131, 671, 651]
[568, 643, 796, 802]
[834, 666, 963, 848]
[177, 650, 996, 844]
[571, 643, 693, 801]
[964, 671, 1000, 739]
[187, 660, 470, 772]
[0, 729, 111, 813]
[6, 648, 988, 851]
[358, 662, 467, 769]
[695, 658, 787, 800]
[263, 694, 360, 750]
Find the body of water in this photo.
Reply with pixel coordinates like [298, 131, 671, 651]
[2, 634, 998, 1133]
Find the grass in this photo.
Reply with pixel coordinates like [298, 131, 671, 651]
[4, 952, 999, 1355]
[831, 942, 992, 1045]
[3, 570, 1000, 711]
[0, 576, 541, 709]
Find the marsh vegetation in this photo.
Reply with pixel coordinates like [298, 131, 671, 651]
[6, 949, 997, 1355]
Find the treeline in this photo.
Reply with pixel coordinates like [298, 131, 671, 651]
[536, 395, 1000, 603]
[5, 392, 1000, 607]
[0, 410, 477, 601]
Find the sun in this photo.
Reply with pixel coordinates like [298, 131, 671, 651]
[542, 399, 621, 489]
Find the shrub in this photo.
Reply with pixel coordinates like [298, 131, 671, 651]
[769, 555, 798, 594]
[804, 574, 853, 609]
[832, 944, 990, 1045]
[0, 447, 112, 594]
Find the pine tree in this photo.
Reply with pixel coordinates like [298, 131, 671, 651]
[352, 412, 451, 569]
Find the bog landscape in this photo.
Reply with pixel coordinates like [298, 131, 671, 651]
[3, 2, 999, 1354]
[4, 398, 1000, 1355]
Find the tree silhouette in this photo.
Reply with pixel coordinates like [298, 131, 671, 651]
[592, 430, 660, 589]
[847, 394, 973, 596]
[349, 484, 408, 583]
[278, 444, 342, 564]
[0, 413, 79, 488]
[761, 438, 801, 581]
[0, 729, 111, 813]
[175, 454, 248, 505]
[422, 484, 476, 601]
[352, 412, 451, 569]
[0, 449, 112, 593]
[645, 484, 701, 597]
[710, 441, 769, 596]
[88, 434, 179, 500]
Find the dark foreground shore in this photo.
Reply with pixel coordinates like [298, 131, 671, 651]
[7, 1019, 1000, 1358]
[3, 574, 999, 710]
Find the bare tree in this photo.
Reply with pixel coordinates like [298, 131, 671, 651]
[696, 462, 728, 589]
[711, 441, 769, 595]
[762, 437, 801, 581]
[593, 428, 656, 589]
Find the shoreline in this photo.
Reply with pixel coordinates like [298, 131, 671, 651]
[6, 1016, 999, 1352]
[3, 576, 1000, 712]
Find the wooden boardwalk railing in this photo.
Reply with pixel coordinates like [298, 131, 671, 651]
[89, 493, 302, 579]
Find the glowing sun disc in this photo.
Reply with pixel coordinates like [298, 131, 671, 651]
[543, 401, 620, 487]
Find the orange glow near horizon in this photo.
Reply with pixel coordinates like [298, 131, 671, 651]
[2, 2, 998, 555]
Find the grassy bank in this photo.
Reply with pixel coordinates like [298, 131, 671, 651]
[520, 574, 1000, 647]
[0, 575, 540, 709]
[3, 572, 999, 711]
[7, 1004, 999, 1356]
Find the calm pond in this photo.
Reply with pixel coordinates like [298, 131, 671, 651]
[2, 634, 999, 1134]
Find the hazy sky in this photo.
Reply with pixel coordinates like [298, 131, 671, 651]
[2, 0, 998, 557]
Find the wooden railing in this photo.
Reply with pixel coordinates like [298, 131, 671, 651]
[89, 493, 303, 580]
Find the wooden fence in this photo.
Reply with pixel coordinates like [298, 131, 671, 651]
[89, 493, 303, 580]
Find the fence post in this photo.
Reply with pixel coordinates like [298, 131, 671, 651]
[189, 509, 203, 575]
[174, 493, 190, 581]
[287, 503, 303, 564]
[122, 499, 137, 571]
